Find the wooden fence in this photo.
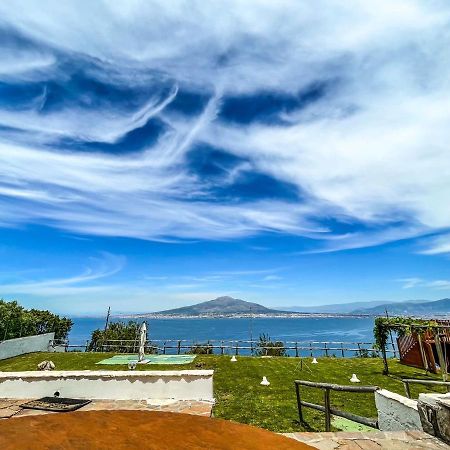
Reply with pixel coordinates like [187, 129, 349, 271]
[402, 378, 450, 398]
[57, 338, 397, 357]
[294, 379, 379, 431]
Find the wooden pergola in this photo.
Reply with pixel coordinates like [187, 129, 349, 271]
[374, 317, 450, 381]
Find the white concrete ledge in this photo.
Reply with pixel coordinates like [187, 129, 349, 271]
[375, 389, 422, 431]
[0, 370, 213, 379]
[0, 333, 55, 360]
[0, 370, 214, 402]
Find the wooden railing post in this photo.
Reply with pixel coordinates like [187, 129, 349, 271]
[341, 343, 345, 358]
[434, 332, 448, 382]
[295, 342, 299, 358]
[417, 333, 429, 372]
[403, 380, 411, 398]
[401, 378, 450, 396]
[324, 342, 329, 357]
[295, 383, 303, 423]
[177, 340, 181, 355]
[309, 342, 313, 357]
[324, 388, 331, 431]
[221, 341, 224, 355]
[235, 341, 239, 356]
[294, 380, 379, 430]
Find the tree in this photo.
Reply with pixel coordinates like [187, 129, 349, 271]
[0, 299, 72, 341]
[88, 321, 155, 353]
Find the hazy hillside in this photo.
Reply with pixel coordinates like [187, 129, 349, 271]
[278, 299, 432, 314]
[154, 296, 282, 316]
[277, 300, 396, 314]
[353, 298, 450, 315]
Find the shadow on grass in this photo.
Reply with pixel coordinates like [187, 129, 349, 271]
[293, 420, 317, 432]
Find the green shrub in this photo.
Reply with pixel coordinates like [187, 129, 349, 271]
[255, 333, 286, 357]
[188, 344, 214, 355]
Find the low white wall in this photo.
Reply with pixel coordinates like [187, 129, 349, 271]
[0, 333, 55, 360]
[0, 370, 214, 401]
[375, 389, 422, 431]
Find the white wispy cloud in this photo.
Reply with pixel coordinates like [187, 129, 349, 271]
[0, 252, 125, 296]
[418, 234, 450, 255]
[398, 277, 450, 290]
[263, 275, 282, 281]
[0, 1, 449, 251]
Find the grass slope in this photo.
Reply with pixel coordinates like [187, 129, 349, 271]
[0, 353, 444, 432]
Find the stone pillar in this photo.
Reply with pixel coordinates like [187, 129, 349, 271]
[418, 393, 450, 445]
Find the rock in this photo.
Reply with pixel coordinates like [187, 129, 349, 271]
[37, 360, 55, 371]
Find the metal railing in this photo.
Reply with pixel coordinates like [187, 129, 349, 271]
[294, 380, 379, 431]
[402, 378, 450, 398]
[79, 338, 396, 357]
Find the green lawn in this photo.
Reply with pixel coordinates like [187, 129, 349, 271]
[0, 353, 444, 432]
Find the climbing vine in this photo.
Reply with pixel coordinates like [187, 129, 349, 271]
[373, 317, 444, 375]
[374, 317, 441, 350]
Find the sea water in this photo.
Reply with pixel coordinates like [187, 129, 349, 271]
[69, 316, 376, 347]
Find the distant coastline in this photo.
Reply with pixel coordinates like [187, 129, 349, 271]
[116, 295, 450, 319]
[117, 312, 375, 319]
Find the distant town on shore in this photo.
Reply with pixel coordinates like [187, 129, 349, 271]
[119, 296, 450, 320]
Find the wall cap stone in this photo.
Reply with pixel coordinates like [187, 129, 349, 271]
[376, 389, 418, 410]
[0, 370, 214, 379]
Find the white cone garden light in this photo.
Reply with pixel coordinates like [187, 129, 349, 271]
[350, 374, 360, 383]
[312, 358, 318, 364]
[260, 376, 270, 386]
[230, 355, 237, 362]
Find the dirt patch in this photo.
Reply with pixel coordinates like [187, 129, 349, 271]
[0, 410, 313, 450]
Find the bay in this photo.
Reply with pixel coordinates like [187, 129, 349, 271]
[69, 317, 378, 356]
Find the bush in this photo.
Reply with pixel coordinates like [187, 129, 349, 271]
[88, 321, 156, 353]
[0, 299, 72, 341]
[187, 344, 214, 355]
[255, 333, 286, 357]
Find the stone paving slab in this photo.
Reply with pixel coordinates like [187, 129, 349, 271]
[284, 431, 450, 449]
[0, 398, 213, 419]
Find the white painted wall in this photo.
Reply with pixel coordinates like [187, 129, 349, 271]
[375, 389, 422, 431]
[0, 370, 214, 401]
[0, 333, 55, 360]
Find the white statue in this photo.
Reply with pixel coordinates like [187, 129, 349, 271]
[138, 321, 147, 363]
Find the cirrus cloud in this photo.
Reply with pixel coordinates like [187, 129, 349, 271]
[0, 1, 449, 252]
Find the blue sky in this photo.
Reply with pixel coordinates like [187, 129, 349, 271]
[1, 1, 450, 314]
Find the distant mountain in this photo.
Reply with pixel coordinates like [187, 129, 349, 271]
[353, 298, 450, 316]
[277, 299, 430, 314]
[153, 296, 283, 316]
[277, 301, 395, 314]
[134, 296, 449, 318]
